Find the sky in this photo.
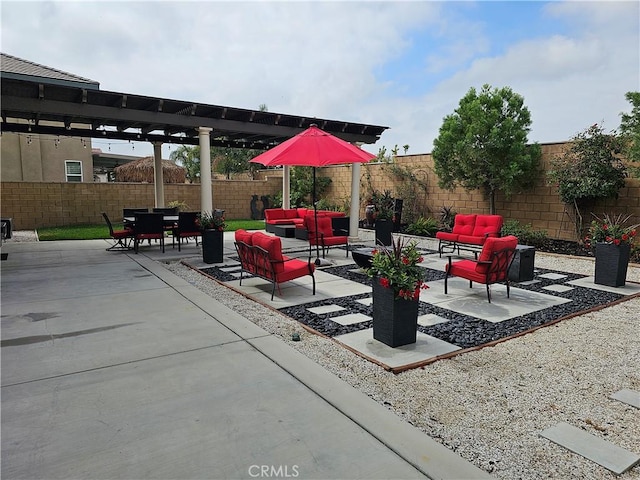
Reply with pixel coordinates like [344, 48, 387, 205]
[1, 0, 639, 159]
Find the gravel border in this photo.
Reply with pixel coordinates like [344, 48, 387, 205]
[167, 252, 640, 480]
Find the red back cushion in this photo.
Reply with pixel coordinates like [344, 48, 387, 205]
[235, 229, 253, 245]
[297, 208, 310, 218]
[284, 209, 299, 219]
[264, 209, 285, 222]
[452, 214, 476, 235]
[472, 215, 503, 237]
[252, 232, 284, 273]
[476, 235, 518, 274]
[317, 216, 334, 237]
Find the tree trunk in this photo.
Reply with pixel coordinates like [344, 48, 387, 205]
[489, 189, 496, 214]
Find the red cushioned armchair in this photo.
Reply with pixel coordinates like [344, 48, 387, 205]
[444, 235, 518, 303]
[234, 230, 316, 300]
[304, 214, 349, 259]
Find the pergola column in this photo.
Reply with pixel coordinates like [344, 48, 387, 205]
[153, 142, 164, 207]
[349, 162, 362, 240]
[198, 127, 213, 213]
[282, 166, 291, 209]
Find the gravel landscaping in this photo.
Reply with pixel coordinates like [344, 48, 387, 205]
[167, 252, 640, 480]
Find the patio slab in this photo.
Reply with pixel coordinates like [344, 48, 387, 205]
[334, 329, 461, 370]
[611, 389, 640, 408]
[540, 422, 640, 475]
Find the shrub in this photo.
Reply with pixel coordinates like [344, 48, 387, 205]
[439, 206, 457, 232]
[405, 217, 440, 237]
[501, 220, 548, 248]
[167, 200, 190, 212]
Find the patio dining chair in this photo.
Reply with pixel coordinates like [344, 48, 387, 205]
[304, 214, 349, 259]
[102, 212, 134, 251]
[133, 212, 165, 253]
[172, 211, 202, 251]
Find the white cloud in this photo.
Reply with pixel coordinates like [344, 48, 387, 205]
[1, 0, 638, 158]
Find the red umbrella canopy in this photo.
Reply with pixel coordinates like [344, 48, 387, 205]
[250, 124, 376, 167]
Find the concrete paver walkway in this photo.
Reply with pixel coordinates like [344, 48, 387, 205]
[1, 239, 490, 479]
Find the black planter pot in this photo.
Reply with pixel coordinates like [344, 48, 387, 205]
[594, 242, 630, 287]
[375, 219, 393, 246]
[372, 278, 418, 348]
[202, 229, 224, 264]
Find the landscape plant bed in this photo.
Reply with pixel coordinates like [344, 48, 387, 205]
[200, 259, 636, 354]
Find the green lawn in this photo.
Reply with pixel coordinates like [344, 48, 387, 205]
[36, 219, 266, 241]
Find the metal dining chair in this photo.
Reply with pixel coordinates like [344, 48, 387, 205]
[172, 212, 202, 251]
[133, 212, 165, 253]
[102, 212, 134, 251]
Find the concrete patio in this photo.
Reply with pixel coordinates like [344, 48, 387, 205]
[0, 235, 491, 480]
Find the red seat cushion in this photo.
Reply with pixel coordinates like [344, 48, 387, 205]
[436, 231, 459, 241]
[271, 219, 295, 225]
[447, 259, 488, 283]
[457, 234, 486, 245]
[278, 257, 315, 282]
[112, 230, 132, 239]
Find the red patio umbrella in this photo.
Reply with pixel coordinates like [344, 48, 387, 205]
[251, 124, 376, 263]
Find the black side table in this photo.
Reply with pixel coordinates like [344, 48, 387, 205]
[509, 245, 535, 282]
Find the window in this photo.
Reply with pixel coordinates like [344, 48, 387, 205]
[65, 160, 82, 182]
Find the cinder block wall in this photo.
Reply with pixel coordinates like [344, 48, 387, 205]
[322, 142, 640, 241]
[2, 142, 638, 241]
[1, 177, 282, 229]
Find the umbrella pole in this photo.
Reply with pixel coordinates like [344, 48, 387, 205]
[313, 167, 321, 265]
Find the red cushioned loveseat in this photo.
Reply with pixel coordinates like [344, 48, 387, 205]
[264, 208, 345, 234]
[234, 229, 316, 300]
[436, 214, 503, 257]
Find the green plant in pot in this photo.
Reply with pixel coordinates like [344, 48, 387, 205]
[366, 237, 429, 347]
[585, 213, 638, 287]
[197, 211, 226, 264]
[372, 190, 395, 246]
[197, 211, 227, 231]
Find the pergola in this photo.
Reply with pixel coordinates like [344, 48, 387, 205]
[1, 53, 388, 235]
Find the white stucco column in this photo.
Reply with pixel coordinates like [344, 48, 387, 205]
[349, 162, 362, 240]
[282, 165, 291, 209]
[198, 127, 213, 213]
[153, 142, 164, 207]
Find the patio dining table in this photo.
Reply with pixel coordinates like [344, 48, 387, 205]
[123, 215, 179, 228]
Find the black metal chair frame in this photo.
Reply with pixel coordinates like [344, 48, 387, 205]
[133, 212, 165, 253]
[102, 212, 134, 251]
[172, 211, 202, 251]
[444, 246, 517, 303]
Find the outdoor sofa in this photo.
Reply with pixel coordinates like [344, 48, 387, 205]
[436, 214, 504, 257]
[264, 208, 345, 233]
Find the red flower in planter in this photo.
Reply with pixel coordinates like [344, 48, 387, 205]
[367, 237, 427, 301]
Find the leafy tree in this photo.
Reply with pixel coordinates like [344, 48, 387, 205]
[170, 145, 200, 183]
[290, 166, 331, 207]
[619, 91, 640, 177]
[432, 84, 542, 214]
[213, 147, 263, 179]
[548, 123, 627, 239]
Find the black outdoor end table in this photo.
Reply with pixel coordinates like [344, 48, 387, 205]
[272, 225, 296, 238]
